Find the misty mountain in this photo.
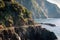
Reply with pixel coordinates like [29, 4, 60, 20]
[36, 0, 60, 18]
[16, 0, 60, 18]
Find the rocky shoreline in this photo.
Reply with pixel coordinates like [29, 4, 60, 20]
[0, 25, 57, 40]
[0, 0, 57, 40]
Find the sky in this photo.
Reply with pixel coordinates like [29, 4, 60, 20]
[47, 0, 60, 8]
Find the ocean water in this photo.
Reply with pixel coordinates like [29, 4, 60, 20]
[34, 18, 60, 40]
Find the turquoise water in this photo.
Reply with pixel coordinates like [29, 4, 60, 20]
[34, 18, 60, 40]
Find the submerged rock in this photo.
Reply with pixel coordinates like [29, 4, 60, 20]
[40, 23, 56, 27]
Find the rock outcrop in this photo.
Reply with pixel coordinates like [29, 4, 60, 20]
[14, 26, 57, 40]
[0, 28, 21, 40]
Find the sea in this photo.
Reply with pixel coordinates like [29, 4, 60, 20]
[34, 18, 60, 40]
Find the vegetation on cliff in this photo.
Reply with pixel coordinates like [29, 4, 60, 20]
[0, 0, 33, 28]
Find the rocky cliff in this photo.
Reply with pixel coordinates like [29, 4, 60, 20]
[16, 0, 60, 18]
[0, 0, 57, 40]
[0, 25, 57, 40]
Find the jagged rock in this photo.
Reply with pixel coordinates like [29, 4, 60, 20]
[0, 25, 57, 40]
[0, 29, 21, 40]
[14, 26, 57, 40]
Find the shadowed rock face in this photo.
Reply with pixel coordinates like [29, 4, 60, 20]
[15, 26, 57, 40]
[0, 29, 21, 40]
[0, 26, 57, 40]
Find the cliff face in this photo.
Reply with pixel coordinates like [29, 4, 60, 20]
[16, 0, 46, 18]
[36, 0, 60, 18]
[0, 0, 57, 40]
[16, 0, 60, 18]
